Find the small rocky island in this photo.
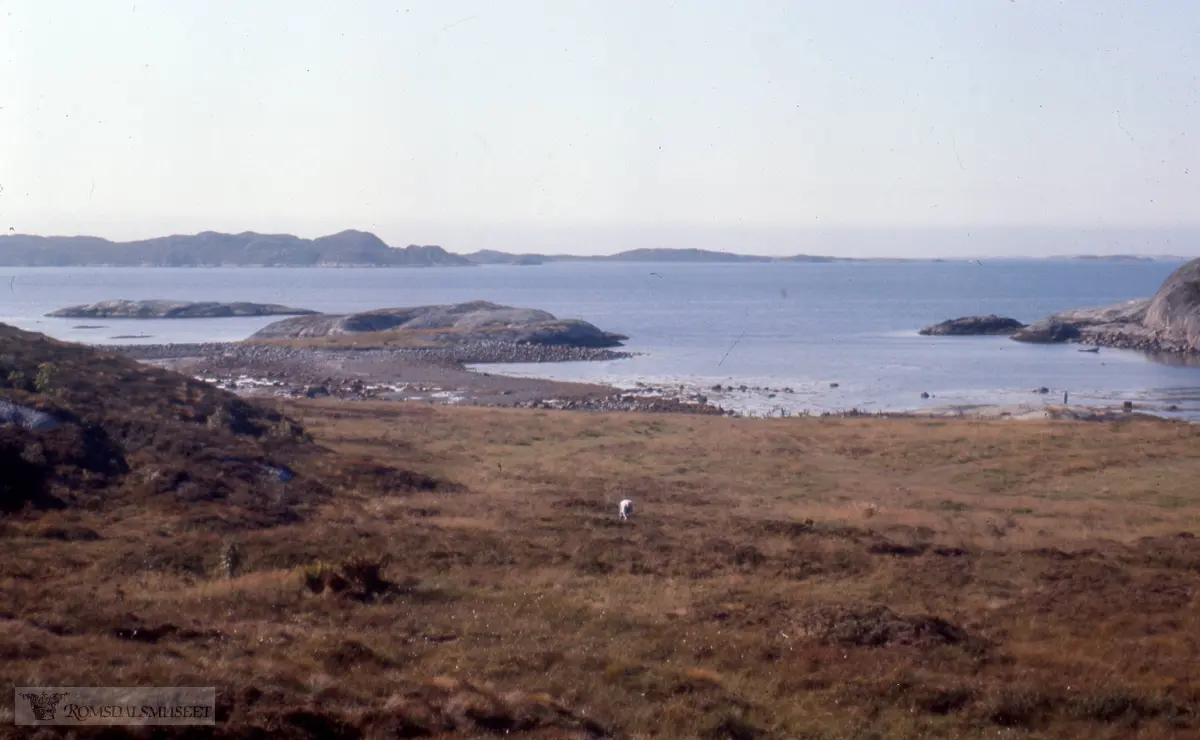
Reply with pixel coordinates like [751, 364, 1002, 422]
[49, 299, 319, 319]
[249, 300, 628, 348]
[918, 315, 1027, 336]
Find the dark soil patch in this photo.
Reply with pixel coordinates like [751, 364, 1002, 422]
[866, 539, 929, 557]
[797, 604, 990, 655]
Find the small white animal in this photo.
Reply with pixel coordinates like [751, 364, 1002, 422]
[618, 499, 634, 520]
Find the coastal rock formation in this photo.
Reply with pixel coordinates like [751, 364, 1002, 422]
[1011, 259, 1200, 352]
[48, 299, 319, 319]
[249, 301, 628, 348]
[1011, 299, 1152, 345]
[1143, 259, 1200, 350]
[918, 315, 1026, 336]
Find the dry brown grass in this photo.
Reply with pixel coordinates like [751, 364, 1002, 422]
[6, 401, 1200, 738]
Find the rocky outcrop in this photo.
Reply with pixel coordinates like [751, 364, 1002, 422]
[1012, 259, 1200, 353]
[1011, 299, 1152, 345]
[1012, 321, 1084, 344]
[918, 315, 1026, 336]
[1143, 259, 1200, 351]
[249, 301, 628, 348]
[48, 300, 319, 319]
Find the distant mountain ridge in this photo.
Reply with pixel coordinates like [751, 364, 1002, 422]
[0, 229, 1184, 266]
[464, 247, 940, 264]
[0, 229, 469, 267]
[463, 247, 847, 264]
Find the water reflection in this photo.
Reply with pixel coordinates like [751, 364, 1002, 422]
[1143, 351, 1200, 369]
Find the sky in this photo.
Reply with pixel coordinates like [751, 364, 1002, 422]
[1, 0, 1199, 257]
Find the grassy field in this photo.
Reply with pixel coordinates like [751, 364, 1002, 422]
[6, 401, 1200, 738]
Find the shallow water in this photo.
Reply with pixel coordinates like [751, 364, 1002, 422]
[2, 260, 1198, 417]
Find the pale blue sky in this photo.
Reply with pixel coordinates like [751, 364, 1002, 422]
[2, 1, 1198, 256]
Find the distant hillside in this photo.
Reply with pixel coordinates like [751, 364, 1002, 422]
[1067, 255, 1157, 262]
[468, 248, 788, 264]
[775, 254, 840, 263]
[3, 229, 1087, 266]
[0, 230, 470, 267]
[602, 248, 773, 263]
[465, 248, 942, 264]
[463, 248, 771, 264]
[463, 250, 557, 265]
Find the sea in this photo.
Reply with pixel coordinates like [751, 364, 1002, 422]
[3, 260, 1200, 418]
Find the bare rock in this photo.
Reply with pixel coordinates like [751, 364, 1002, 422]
[1143, 259, 1200, 350]
[250, 300, 627, 348]
[919, 315, 1026, 336]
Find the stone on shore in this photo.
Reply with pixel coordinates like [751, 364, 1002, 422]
[48, 299, 319, 319]
[918, 315, 1026, 336]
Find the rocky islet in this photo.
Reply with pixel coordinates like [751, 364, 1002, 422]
[49, 299, 319, 319]
[248, 300, 628, 348]
[918, 315, 1027, 336]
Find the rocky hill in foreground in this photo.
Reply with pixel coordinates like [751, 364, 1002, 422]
[0, 323, 618, 738]
[0, 322, 444, 524]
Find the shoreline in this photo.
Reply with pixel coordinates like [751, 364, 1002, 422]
[93, 340, 1190, 422]
[104, 341, 725, 415]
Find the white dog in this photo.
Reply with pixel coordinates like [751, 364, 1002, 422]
[618, 499, 634, 520]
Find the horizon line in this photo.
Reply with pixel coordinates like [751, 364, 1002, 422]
[2, 227, 1197, 262]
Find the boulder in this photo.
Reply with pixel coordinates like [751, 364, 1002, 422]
[918, 315, 1026, 336]
[48, 299, 319, 319]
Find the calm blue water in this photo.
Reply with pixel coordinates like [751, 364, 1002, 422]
[2, 260, 1198, 415]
